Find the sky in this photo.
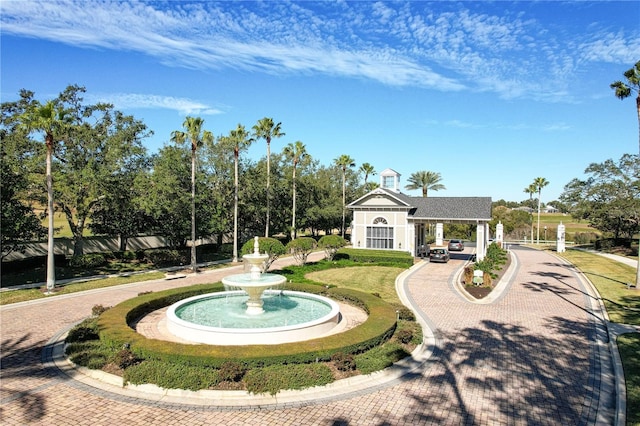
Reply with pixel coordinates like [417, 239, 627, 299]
[1, 1, 639, 203]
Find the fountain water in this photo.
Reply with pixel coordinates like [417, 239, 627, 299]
[165, 237, 341, 345]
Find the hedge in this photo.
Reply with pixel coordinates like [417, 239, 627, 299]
[97, 282, 397, 369]
[335, 248, 413, 267]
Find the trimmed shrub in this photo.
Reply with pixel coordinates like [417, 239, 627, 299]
[68, 253, 107, 269]
[97, 282, 397, 370]
[124, 360, 221, 391]
[66, 341, 113, 370]
[318, 235, 348, 261]
[66, 318, 99, 343]
[244, 363, 333, 395]
[286, 237, 317, 266]
[142, 249, 186, 267]
[92, 304, 110, 316]
[336, 248, 413, 267]
[241, 237, 286, 270]
[355, 342, 410, 374]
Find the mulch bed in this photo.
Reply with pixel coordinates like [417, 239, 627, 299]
[462, 253, 512, 300]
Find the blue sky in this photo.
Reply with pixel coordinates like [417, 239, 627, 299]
[1, 1, 639, 203]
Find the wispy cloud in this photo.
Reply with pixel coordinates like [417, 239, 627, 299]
[432, 119, 571, 132]
[2, 1, 638, 102]
[90, 93, 223, 116]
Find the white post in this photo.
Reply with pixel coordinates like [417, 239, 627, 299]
[496, 221, 504, 247]
[476, 223, 485, 261]
[436, 223, 444, 246]
[557, 222, 566, 253]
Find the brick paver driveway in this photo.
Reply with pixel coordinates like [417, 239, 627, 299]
[1, 246, 614, 425]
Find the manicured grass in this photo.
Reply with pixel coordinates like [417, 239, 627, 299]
[305, 266, 405, 304]
[617, 333, 640, 426]
[0, 272, 165, 305]
[556, 249, 639, 325]
[536, 212, 599, 236]
[555, 248, 640, 424]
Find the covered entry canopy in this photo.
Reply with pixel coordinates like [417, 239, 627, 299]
[347, 187, 493, 259]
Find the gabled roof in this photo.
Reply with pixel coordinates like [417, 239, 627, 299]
[348, 189, 492, 222]
[347, 187, 414, 208]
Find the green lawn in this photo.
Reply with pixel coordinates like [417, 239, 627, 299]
[556, 249, 639, 424]
[306, 266, 405, 304]
[536, 212, 599, 236]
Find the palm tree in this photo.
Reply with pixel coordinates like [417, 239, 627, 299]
[334, 154, 356, 238]
[252, 117, 285, 238]
[170, 116, 214, 273]
[611, 60, 640, 289]
[524, 183, 537, 242]
[532, 177, 549, 244]
[405, 170, 446, 197]
[21, 100, 72, 293]
[283, 141, 307, 241]
[359, 162, 376, 185]
[223, 124, 253, 263]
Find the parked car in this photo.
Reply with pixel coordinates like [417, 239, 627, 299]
[447, 239, 464, 251]
[429, 247, 450, 263]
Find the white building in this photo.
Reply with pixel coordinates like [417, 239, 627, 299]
[347, 168, 493, 260]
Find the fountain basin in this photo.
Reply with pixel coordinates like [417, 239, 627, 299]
[166, 290, 341, 345]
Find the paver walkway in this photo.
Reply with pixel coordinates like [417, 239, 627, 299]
[1, 246, 616, 425]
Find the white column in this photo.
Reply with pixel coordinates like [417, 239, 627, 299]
[476, 223, 485, 261]
[557, 222, 566, 253]
[435, 223, 444, 246]
[496, 221, 504, 247]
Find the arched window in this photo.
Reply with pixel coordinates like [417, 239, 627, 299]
[367, 217, 394, 249]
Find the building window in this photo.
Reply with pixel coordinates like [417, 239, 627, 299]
[367, 217, 393, 249]
[382, 176, 395, 190]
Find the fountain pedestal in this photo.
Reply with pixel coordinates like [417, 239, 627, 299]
[222, 237, 285, 315]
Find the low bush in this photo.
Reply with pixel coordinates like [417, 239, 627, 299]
[355, 342, 410, 374]
[68, 253, 107, 269]
[66, 318, 100, 343]
[66, 340, 115, 370]
[124, 360, 221, 391]
[142, 249, 186, 267]
[336, 248, 413, 267]
[244, 363, 333, 395]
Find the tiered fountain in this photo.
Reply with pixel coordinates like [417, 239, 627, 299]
[166, 237, 340, 345]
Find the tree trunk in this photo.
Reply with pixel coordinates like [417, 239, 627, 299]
[291, 164, 297, 241]
[233, 150, 239, 263]
[191, 149, 197, 273]
[636, 94, 640, 289]
[265, 139, 271, 238]
[45, 138, 55, 292]
[119, 234, 128, 252]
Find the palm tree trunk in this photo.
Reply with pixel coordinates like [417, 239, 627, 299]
[266, 140, 271, 238]
[190, 150, 197, 273]
[341, 168, 346, 238]
[45, 139, 55, 293]
[291, 165, 297, 241]
[536, 192, 541, 244]
[233, 150, 239, 263]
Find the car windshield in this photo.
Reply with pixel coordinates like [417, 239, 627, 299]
[433, 249, 446, 254]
